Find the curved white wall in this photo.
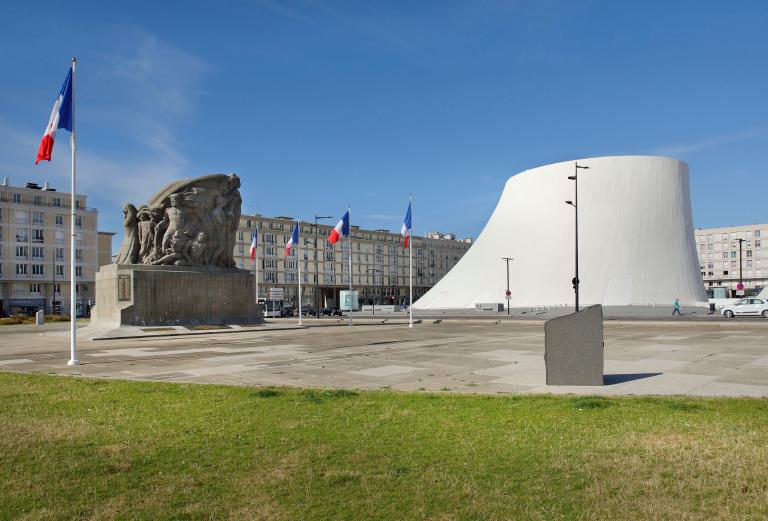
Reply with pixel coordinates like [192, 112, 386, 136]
[415, 156, 707, 309]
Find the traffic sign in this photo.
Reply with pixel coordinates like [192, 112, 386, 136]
[736, 283, 744, 291]
[505, 290, 511, 300]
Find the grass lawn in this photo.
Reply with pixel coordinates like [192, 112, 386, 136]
[1, 373, 767, 520]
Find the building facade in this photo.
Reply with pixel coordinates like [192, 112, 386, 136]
[0, 179, 109, 316]
[232, 214, 472, 308]
[694, 223, 768, 297]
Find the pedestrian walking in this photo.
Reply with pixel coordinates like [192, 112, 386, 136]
[672, 298, 682, 316]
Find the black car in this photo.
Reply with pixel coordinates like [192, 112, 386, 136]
[280, 306, 296, 317]
[320, 306, 343, 316]
[295, 305, 316, 316]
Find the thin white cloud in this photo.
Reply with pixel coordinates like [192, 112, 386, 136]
[652, 129, 766, 156]
[0, 31, 208, 242]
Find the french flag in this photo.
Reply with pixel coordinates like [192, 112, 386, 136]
[249, 231, 258, 261]
[401, 201, 412, 249]
[286, 222, 299, 255]
[328, 210, 349, 245]
[36, 67, 73, 164]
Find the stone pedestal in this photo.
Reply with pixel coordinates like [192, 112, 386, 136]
[91, 264, 263, 327]
[544, 304, 604, 386]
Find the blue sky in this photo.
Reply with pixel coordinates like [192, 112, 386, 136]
[1, 0, 766, 245]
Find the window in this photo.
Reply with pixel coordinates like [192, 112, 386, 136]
[53, 283, 61, 295]
[32, 229, 44, 243]
[15, 210, 28, 224]
[75, 216, 83, 228]
[30, 283, 41, 293]
[75, 200, 81, 209]
[755, 230, 761, 238]
[55, 214, 64, 226]
[265, 234, 274, 244]
[264, 272, 277, 283]
[75, 266, 83, 277]
[13, 193, 22, 203]
[731, 251, 737, 258]
[722, 252, 729, 259]
[238, 231, 244, 241]
[56, 265, 64, 276]
[31, 211, 44, 225]
[756, 240, 761, 247]
[264, 259, 277, 269]
[75, 249, 83, 261]
[746, 250, 753, 258]
[55, 248, 64, 261]
[31, 246, 44, 259]
[16, 264, 28, 275]
[265, 246, 275, 256]
[32, 264, 44, 276]
[33, 195, 42, 206]
[55, 231, 64, 244]
[53, 197, 61, 207]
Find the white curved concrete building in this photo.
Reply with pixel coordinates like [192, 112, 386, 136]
[414, 156, 707, 309]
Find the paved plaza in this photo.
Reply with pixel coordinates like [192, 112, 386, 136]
[1, 318, 768, 397]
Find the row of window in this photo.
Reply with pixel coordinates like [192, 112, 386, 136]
[9, 264, 83, 276]
[3, 228, 85, 246]
[0, 192, 83, 208]
[11, 283, 88, 295]
[698, 240, 762, 251]
[698, 230, 763, 242]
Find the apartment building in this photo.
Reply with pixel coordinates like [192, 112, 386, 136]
[695, 223, 768, 298]
[0, 179, 111, 316]
[232, 214, 473, 308]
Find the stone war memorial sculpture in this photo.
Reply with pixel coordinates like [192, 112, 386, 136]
[91, 173, 262, 328]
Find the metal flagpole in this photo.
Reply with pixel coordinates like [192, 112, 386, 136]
[347, 206, 353, 327]
[408, 194, 413, 328]
[297, 220, 303, 326]
[68, 57, 79, 366]
[255, 226, 260, 311]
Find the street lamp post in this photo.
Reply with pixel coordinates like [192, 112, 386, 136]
[566, 162, 590, 312]
[501, 257, 513, 315]
[314, 215, 333, 317]
[736, 238, 745, 296]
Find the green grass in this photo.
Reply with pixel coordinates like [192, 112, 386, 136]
[1, 373, 768, 520]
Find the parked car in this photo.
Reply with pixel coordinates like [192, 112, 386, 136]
[721, 298, 768, 318]
[295, 305, 316, 317]
[320, 306, 343, 316]
[280, 306, 296, 317]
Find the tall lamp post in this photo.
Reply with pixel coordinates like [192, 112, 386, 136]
[736, 238, 745, 296]
[501, 257, 513, 315]
[565, 162, 590, 312]
[314, 215, 333, 316]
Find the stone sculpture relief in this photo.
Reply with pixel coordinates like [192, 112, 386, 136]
[114, 173, 242, 268]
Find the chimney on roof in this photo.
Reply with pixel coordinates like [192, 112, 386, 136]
[43, 181, 51, 190]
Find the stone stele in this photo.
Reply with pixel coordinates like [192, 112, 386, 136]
[92, 173, 262, 327]
[544, 304, 604, 386]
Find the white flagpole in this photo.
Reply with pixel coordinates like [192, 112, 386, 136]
[68, 57, 79, 366]
[255, 226, 260, 310]
[408, 194, 413, 328]
[297, 220, 303, 326]
[347, 206, 353, 327]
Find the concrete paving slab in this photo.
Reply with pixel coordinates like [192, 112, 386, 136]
[2, 320, 768, 397]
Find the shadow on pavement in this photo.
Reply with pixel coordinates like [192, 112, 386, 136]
[603, 373, 662, 385]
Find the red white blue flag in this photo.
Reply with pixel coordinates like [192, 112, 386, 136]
[328, 210, 349, 245]
[249, 231, 258, 261]
[401, 202, 412, 249]
[286, 222, 299, 255]
[36, 67, 73, 164]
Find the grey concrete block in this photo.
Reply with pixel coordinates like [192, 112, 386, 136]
[544, 304, 604, 385]
[92, 264, 263, 327]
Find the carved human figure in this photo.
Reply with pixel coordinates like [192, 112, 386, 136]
[153, 230, 192, 266]
[221, 174, 242, 267]
[189, 231, 208, 265]
[137, 206, 155, 260]
[161, 193, 193, 253]
[115, 203, 140, 264]
[207, 194, 228, 266]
